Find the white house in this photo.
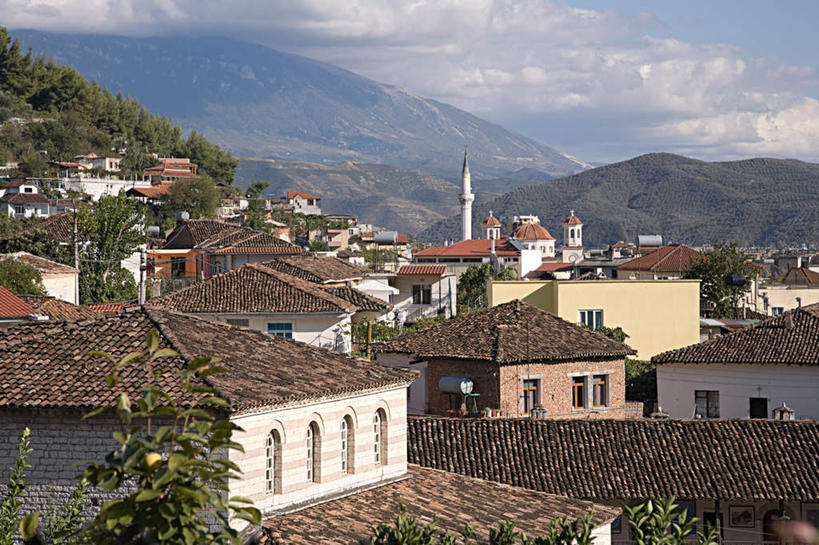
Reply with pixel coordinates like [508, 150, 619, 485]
[1, 252, 79, 304]
[0, 182, 49, 219]
[654, 304, 819, 420]
[388, 264, 457, 324]
[286, 191, 322, 216]
[145, 262, 392, 353]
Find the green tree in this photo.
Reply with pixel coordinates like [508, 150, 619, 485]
[245, 180, 270, 199]
[0, 258, 47, 295]
[625, 498, 717, 545]
[684, 241, 757, 318]
[0, 428, 32, 545]
[163, 176, 220, 220]
[625, 358, 656, 404]
[77, 193, 146, 303]
[456, 263, 517, 314]
[309, 237, 329, 252]
[183, 131, 238, 184]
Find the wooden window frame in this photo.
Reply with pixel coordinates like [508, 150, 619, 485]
[572, 376, 586, 410]
[592, 375, 608, 408]
[522, 379, 540, 415]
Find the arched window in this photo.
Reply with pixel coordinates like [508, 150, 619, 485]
[265, 430, 282, 494]
[306, 422, 321, 483]
[569, 228, 575, 240]
[341, 415, 355, 474]
[373, 409, 388, 465]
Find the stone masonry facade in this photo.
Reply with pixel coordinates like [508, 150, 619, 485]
[426, 358, 625, 418]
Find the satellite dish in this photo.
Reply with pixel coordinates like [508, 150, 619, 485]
[386, 311, 396, 321]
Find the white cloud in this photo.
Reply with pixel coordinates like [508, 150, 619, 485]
[3, 0, 819, 162]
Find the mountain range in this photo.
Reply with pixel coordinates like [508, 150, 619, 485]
[13, 30, 589, 180]
[419, 153, 819, 247]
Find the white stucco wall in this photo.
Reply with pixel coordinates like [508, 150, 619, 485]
[42, 272, 79, 304]
[391, 275, 457, 322]
[657, 363, 819, 419]
[198, 312, 352, 353]
[229, 386, 408, 520]
[375, 353, 427, 415]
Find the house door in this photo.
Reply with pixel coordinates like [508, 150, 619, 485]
[750, 397, 768, 418]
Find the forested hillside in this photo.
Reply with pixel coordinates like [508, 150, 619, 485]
[419, 153, 819, 247]
[0, 28, 237, 182]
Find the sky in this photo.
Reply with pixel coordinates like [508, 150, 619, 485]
[3, 0, 819, 164]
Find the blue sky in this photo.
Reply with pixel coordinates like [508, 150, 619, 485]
[3, 0, 818, 164]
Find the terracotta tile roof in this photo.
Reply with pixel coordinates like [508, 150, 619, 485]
[653, 304, 819, 365]
[0, 192, 49, 204]
[1, 252, 77, 274]
[86, 302, 128, 314]
[0, 307, 415, 412]
[523, 261, 574, 280]
[616, 245, 701, 273]
[781, 267, 819, 285]
[17, 295, 99, 321]
[0, 286, 38, 319]
[287, 190, 320, 200]
[397, 264, 447, 276]
[324, 287, 391, 312]
[396, 233, 409, 244]
[408, 416, 819, 501]
[261, 255, 367, 284]
[127, 184, 172, 198]
[563, 212, 583, 225]
[415, 239, 521, 258]
[162, 219, 301, 255]
[2, 213, 74, 243]
[261, 466, 619, 544]
[146, 264, 357, 314]
[375, 300, 634, 363]
[481, 213, 501, 226]
[514, 222, 555, 241]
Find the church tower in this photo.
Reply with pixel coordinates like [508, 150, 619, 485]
[458, 149, 475, 241]
[561, 210, 584, 263]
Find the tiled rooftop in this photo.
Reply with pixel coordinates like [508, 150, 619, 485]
[261, 465, 619, 544]
[653, 303, 819, 365]
[617, 245, 701, 273]
[162, 219, 301, 255]
[262, 255, 367, 284]
[17, 296, 98, 321]
[0, 307, 415, 412]
[0, 286, 37, 319]
[375, 300, 633, 363]
[408, 416, 819, 501]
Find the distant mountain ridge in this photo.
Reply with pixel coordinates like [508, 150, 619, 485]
[13, 30, 589, 179]
[419, 153, 819, 247]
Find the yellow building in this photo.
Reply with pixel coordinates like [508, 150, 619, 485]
[487, 279, 700, 359]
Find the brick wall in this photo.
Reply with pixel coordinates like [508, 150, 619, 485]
[425, 358, 626, 418]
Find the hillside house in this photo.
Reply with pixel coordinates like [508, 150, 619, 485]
[616, 245, 702, 280]
[654, 304, 819, 420]
[375, 300, 633, 416]
[414, 238, 541, 278]
[0, 182, 49, 219]
[0, 252, 79, 304]
[146, 263, 389, 353]
[149, 219, 302, 285]
[408, 416, 819, 545]
[285, 191, 322, 215]
[388, 264, 456, 324]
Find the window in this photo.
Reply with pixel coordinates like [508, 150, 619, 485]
[412, 284, 432, 305]
[14, 205, 24, 215]
[170, 256, 187, 278]
[572, 377, 586, 410]
[749, 397, 768, 418]
[265, 430, 282, 494]
[306, 422, 320, 483]
[695, 390, 719, 418]
[373, 409, 387, 465]
[578, 309, 603, 330]
[771, 307, 784, 316]
[569, 228, 574, 241]
[268, 323, 293, 338]
[522, 379, 540, 415]
[592, 375, 608, 408]
[226, 318, 249, 328]
[341, 416, 354, 475]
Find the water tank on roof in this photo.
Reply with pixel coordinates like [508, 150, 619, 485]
[637, 234, 663, 247]
[374, 231, 398, 244]
[438, 377, 474, 395]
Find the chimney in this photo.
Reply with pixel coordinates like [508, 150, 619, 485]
[785, 311, 794, 329]
[176, 211, 190, 225]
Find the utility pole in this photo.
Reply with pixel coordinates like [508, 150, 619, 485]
[72, 200, 79, 305]
[138, 249, 146, 305]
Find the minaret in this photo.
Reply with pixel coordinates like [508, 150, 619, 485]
[458, 148, 475, 241]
